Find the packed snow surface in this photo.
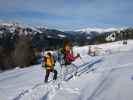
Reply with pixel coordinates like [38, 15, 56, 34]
[0, 40, 133, 100]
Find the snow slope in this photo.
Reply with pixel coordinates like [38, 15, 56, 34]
[50, 51, 133, 100]
[73, 40, 133, 56]
[92, 65, 133, 100]
[0, 65, 45, 100]
[0, 40, 133, 100]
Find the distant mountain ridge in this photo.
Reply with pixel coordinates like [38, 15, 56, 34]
[0, 21, 132, 48]
[0, 22, 73, 49]
[0, 21, 125, 37]
[75, 27, 124, 34]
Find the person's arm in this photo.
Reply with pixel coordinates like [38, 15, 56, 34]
[66, 52, 80, 63]
[68, 53, 79, 61]
[74, 53, 80, 59]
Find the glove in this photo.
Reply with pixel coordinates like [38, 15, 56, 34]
[77, 53, 80, 57]
[42, 63, 45, 68]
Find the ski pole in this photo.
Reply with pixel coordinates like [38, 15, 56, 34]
[41, 48, 45, 67]
[79, 56, 85, 64]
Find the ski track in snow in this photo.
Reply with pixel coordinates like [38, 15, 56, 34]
[52, 50, 133, 100]
[86, 62, 133, 100]
[77, 57, 103, 76]
[0, 71, 28, 82]
[10, 55, 133, 100]
[12, 57, 103, 100]
[12, 80, 54, 100]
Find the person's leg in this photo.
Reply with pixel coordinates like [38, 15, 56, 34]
[53, 69, 58, 80]
[45, 69, 50, 83]
[63, 65, 68, 80]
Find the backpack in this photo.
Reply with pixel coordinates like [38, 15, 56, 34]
[43, 55, 55, 69]
[59, 48, 74, 65]
[65, 52, 75, 65]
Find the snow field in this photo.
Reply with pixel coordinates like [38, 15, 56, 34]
[0, 40, 133, 100]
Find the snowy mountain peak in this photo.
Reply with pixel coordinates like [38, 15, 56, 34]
[0, 21, 43, 34]
[0, 21, 18, 27]
[75, 27, 124, 34]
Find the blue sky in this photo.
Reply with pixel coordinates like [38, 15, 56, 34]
[0, 0, 133, 31]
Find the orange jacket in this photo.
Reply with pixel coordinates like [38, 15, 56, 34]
[45, 55, 54, 70]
